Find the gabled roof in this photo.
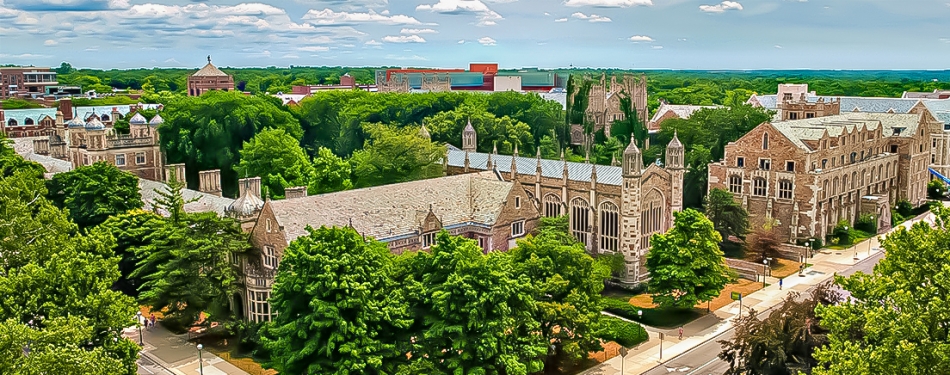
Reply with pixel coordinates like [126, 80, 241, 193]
[446, 149, 625, 185]
[649, 103, 720, 124]
[192, 62, 229, 77]
[267, 172, 515, 244]
[129, 112, 147, 125]
[769, 113, 923, 152]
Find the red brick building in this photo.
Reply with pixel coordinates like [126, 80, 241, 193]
[187, 57, 233, 96]
[0, 67, 57, 99]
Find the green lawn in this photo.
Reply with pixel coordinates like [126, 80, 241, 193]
[602, 296, 704, 328]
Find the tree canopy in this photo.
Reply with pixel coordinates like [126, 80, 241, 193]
[235, 127, 315, 199]
[350, 124, 446, 188]
[646, 208, 735, 309]
[45, 161, 143, 229]
[705, 187, 750, 243]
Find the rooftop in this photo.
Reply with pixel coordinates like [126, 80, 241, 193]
[268, 172, 515, 244]
[191, 62, 229, 77]
[770, 113, 923, 151]
[446, 149, 625, 186]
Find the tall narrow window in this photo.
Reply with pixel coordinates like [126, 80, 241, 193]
[729, 175, 742, 194]
[762, 133, 769, 150]
[778, 179, 793, 199]
[570, 198, 590, 246]
[511, 221, 525, 237]
[263, 246, 278, 269]
[422, 232, 436, 248]
[759, 158, 771, 171]
[753, 178, 767, 197]
[736, 157, 745, 167]
[543, 194, 562, 217]
[640, 190, 665, 250]
[599, 202, 620, 252]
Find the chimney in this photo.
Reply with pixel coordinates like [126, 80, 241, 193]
[59, 98, 73, 121]
[198, 169, 222, 196]
[284, 186, 308, 199]
[165, 163, 186, 184]
[238, 176, 262, 199]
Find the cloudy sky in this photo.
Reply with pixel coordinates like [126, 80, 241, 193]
[1, 0, 948, 70]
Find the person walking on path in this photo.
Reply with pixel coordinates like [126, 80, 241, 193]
[678, 327, 683, 340]
[149, 314, 157, 329]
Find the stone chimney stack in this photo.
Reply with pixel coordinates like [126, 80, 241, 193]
[238, 176, 262, 199]
[284, 186, 308, 199]
[198, 169, 222, 196]
[165, 163, 186, 184]
[59, 99, 74, 121]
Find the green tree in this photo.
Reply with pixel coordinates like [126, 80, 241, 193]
[234, 128, 315, 199]
[927, 179, 945, 199]
[133, 177, 249, 327]
[45, 161, 143, 229]
[813, 203, 950, 375]
[262, 226, 412, 374]
[0, 317, 135, 374]
[309, 146, 352, 194]
[400, 232, 547, 374]
[99, 210, 165, 297]
[510, 228, 612, 368]
[719, 283, 842, 375]
[646, 209, 734, 309]
[350, 123, 446, 188]
[0, 134, 44, 179]
[705, 188, 750, 243]
[610, 94, 646, 148]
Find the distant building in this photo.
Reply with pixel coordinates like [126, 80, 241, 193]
[1, 99, 161, 138]
[376, 63, 567, 92]
[0, 67, 57, 99]
[567, 73, 649, 145]
[902, 90, 950, 100]
[187, 56, 234, 96]
[647, 102, 720, 133]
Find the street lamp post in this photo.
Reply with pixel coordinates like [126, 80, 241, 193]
[807, 239, 814, 258]
[637, 310, 643, 321]
[762, 259, 768, 288]
[196, 344, 204, 375]
[135, 311, 143, 346]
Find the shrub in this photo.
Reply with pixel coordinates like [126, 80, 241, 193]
[602, 297, 642, 320]
[896, 200, 913, 217]
[928, 179, 946, 199]
[832, 220, 855, 246]
[855, 214, 877, 234]
[597, 316, 648, 347]
[891, 209, 905, 226]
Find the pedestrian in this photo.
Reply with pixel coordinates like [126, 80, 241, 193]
[779, 278, 783, 290]
[150, 314, 157, 329]
[678, 327, 683, 340]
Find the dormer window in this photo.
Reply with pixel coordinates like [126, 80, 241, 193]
[422, 232, 436, 248]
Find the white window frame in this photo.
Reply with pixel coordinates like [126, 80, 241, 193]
[511, 220, 525, 238]
[263, 245, 278, 269]
[135, 152, 146, 165]
[758, 158, 771, 171]
[422, 232, 436, 248]
[115, 154, 126, 166]
[778, 180, 793, 200]
[753, 178, 767, 197]
[515, 196, 521, 209]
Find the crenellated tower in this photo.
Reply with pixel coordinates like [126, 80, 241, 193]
[620, 134, 643, 283]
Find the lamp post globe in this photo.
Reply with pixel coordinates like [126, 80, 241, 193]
[637, 310, 643, 320]
[135, 311, 143, 346]
[197, 344, 204, 375]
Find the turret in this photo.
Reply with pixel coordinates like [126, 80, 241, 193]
[666, 131, 685, 213]
[665, 130, 684, 170]
[418, 122, 431, 140]
[462, 119, 476, 152]
[622, 134, 643, 177]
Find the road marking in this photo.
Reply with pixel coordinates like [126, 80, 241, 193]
[686, 357, 720, 375]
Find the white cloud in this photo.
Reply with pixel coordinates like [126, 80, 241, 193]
[382, 34, 426, 43]
[544, 12, 550, 16]
[774, 44, 783, 49]
[416, 0, 503, 26]
[163, 58, 180, 64]
[365, 39, 383, 45]
[298, 46, 331, 52]
[0, 53, 50, 58]
[43, 39, 57, 46]
[384, 54, 427, 61]
[628, 35, 653, 42]
[699, 1, 743, 13]
[478, 36, 496, 45]
[677, 38, 687, 42]
[458, 39, 465, 43]
[401, 28, 437, 34]
[4, 0, 130, 11]
[282, 53, 299, 59]
[571, 12, 611, 22]
[564, 0, 652, 7]
[651, 45, 663, 49]
[939, 38, 950, 44]
[302, 8, 422, 25]
[554, 17, 568, 22]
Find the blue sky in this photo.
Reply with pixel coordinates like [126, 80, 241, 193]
[1, 0, 948, 70]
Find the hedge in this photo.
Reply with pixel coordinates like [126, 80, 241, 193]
[598, 316, 648, 347]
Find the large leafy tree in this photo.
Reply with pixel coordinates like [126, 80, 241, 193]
[99, 210, 165, 297]
[45, 161, 143, 229]
[133, 177, 249, 326]
[719, 283, 842, 375]
[262, 226, 412, 374]
[813, 203, 950, 374]
[509, 222, 612, 369]
[234, 127, 315, 199]
[159, 90, 301, 196]
[646, 209, 734, 309]
[400, 232, 547, 375]
[0, 134, 45, 179]
[309, 146, 352, 194]
[424, 103, 535, 154]
[0, 162, 138, 373]
[705, 188, 750, 243]
[350, 123, 446, 188]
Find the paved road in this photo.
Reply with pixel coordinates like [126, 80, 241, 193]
[640, 251, 885, 375]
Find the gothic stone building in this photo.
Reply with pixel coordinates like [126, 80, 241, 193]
[708, 112, 940, 243]
[446, 123, 685, 284]
[187, 57, 234, 97]
[567, 73, 649, 145]
[232, 172, 539, 322]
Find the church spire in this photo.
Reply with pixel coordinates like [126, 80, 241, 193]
[623, 133, 643, 177]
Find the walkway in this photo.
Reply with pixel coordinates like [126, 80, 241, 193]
[582, 207, 939, 375]
[124, 323, 249, 375]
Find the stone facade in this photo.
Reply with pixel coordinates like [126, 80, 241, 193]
[568, 73, 649, 145]
[187, 57, 234, 97]
[420, 73, 451, 92]
[777, 95, 841, 121]
[708, 112, 939, 244]
[445, 131, 684, 284]
[377, 73, 410, 93]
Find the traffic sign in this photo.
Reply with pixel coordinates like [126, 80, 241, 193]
[619, 347, 628, 357]
[731, 291, 742, 301]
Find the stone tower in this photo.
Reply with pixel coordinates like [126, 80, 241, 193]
[462, 120, 477, 152]
[620, 134, 643, 283]
[227, 177, 265, 232]
[666, 131, 685, 213]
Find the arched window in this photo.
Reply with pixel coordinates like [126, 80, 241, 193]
[753, 178, 767, 197]
[850, 152, 857, 163]
[729, 175, 742, 194]
[762, 132, 769, 150]
[24, 118, 34, 125]
[823, 180, 829, 199]
[843, 175, 849, 193]
[878, 165, 883, 180]
[640, 190, 664, 250]
[570, 198, 590, 246]
[851, 171, 857, 189]
[833, 177, 839, 195]
[543, 194, 562, 218]
[778, 179, 793, 199]
[599, 202, 620, 252]
[7, 119, 17, 126]
[885, 164, 890, 178]
[101, 114, 110, 121]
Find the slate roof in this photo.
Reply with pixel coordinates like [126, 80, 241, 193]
[771, 113, 923, 152]
[2, 104, 162, 127]
[752, 95, 950, 125]
[139, 179, 235, 216]
[192, 62, 229, 77]
[268, 172, 515, 244]
[649, 103, 719, 124]
[446, 149, 625, 186]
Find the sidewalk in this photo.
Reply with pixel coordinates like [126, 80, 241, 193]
[583, 208, 938, 375]
[124, 323, 249, 375]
